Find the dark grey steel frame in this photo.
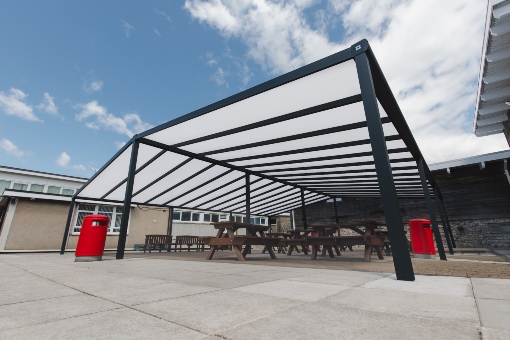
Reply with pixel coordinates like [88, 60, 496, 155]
[60, 39, 453, 281]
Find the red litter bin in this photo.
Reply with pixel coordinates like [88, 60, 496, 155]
[75, 215, 109, 262]
[409, 219, 436, 259]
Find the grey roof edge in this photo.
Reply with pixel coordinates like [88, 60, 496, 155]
[474, 0, 494, 134]
[0, 165, 88, 182]
[428, 149, 510, 170]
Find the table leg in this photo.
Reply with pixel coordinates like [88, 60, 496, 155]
[375, 246, 384, 259]
[334, 246, 341, 255]
[232, 244, 245, 261]
[321, 247, 327, 257]
[311, 245, 318, 260]
[327, 246, 335, 258]
[206, 246, 217, 260]
[287, 245, 294, 256]
[302, 245, 308, 255]
[364, 245, 372, 262]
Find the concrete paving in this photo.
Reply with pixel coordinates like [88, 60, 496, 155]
[0, 253, 509, 339]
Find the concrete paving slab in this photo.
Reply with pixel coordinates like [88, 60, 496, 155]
[287, 271, 385, 287]
[174, 273, 278, 289]
[135, 289, 303, 334]
[362, 274, 473, 297]
[218, 301, 480, 340]
[52, 273, 168, 293]
[477, 298, 510, 330]
[0, 307, 207, 340]
[92, 281, 220, 306]
[473, 284, 510, 300]
[0, 294, 120, 331]
[472, 277, 510, 286]
[0, 275, 57, 292]
[327, 287, 479, 322]
[236, 269, 310, 280]
[0, 284, 79, 306]
[233, 279, 350, 302]
[481, 327, 510, 340]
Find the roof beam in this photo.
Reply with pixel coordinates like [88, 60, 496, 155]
[174, 94, 362, 148]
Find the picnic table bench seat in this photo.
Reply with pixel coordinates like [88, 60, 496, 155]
[202, 235, 281, 246]
[174, 235, 206, 252]
[143, 235, 175, 253]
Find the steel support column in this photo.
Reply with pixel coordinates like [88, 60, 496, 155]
[289, 211, 294, 230]
[417, 158, 446, 260]
[116, 140, 139, 260]
[333, 197, 340, 235]
[245, 173, 251, 254]
[60, 196, 76, 255]
[355, 52, 415, 281]
[439, 199, 456, 248]
[300, 189, 308, 230]
[434, 187, 454, 255]
[167, 207, 174, 236]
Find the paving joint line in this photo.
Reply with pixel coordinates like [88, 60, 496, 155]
[0, 257, 211, 337]
[470, 277, 484, 340]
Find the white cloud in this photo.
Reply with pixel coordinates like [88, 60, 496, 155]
[72, 164, 87, 172]
[122, 20, 134, 38]
[0, 88, 42, 122]
[0, 139, 25, 158]
[154, 28, 161, 37]
[154, 8, 172, 22]
[36, 92, 59, 116]
[114, 141, 127, 149]
[56, 151, 70, 167]
[83, 79, 104, 93]
[184, 0, 509, 162]
[76, 100, 153, 137]
[213, 67, 228, 87]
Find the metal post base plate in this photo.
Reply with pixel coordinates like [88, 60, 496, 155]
[412, 253, 436, 259]
[75, 256, 102, 262]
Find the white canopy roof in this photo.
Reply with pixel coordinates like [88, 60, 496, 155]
[76, 40, 436, 217]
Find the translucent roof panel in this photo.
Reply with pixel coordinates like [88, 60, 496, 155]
[76, 41, 438, 215]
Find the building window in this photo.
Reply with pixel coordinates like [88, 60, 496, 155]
[47, 186, 61, 194]
[73, 203, 125, 234]
[192, 213, 200, 221]
[0, 180, 11, 195]
[12, 183, 28, 191]
[488, 223, 510, 234]
[203, 214, 211, 222]
[30, 184, 44, 193]
[172, 210, 181, 221]
[62, 188, 74, 196]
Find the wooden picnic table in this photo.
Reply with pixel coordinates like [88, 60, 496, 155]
[306, 221, 386, 261]
[286, 229, 313, 255]
[263, 232, 292, 254]
[202, 222, 280, 261]
[308, 224, 342, 259]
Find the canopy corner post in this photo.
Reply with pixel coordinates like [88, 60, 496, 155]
[333, 197, 340, 235]
[245, 173, 251, 254]
[60, 196, 76, 255]
[116, 140, 139, 260]
[355, 51, 415, 281]
[439, 198, 456, 248]
[167, 207, 174, 236]
[434, 187, 454, 255]
[300, 188, 308, 230]
[417, 158, 447, 261]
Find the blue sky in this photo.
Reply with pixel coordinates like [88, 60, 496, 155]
[0, 1, 507, 177]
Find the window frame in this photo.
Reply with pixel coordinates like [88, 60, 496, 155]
[29, 183, 45, 193]
[62, 188, 75, 196]
[72, 203, 130, 236]
[47, 185, 62, 194]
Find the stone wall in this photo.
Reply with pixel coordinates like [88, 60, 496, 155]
[292, 198, 510, 249]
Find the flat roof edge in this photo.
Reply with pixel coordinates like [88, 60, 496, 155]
[429, 149, 510, 170]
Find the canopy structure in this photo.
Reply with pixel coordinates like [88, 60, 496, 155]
[61, 40, 455, 281]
